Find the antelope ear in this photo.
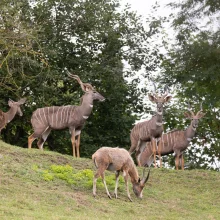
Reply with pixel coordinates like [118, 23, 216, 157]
[197, 112, 206, 119]
[8, 99, 14, 107]
[184, 112, 192, 119]
[164, 95, 172, 103]
[18, 98, 26, 104]
[148, 94, 156, 103]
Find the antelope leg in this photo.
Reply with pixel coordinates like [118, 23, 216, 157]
[158, 140, 162, 168]
[37, 128, 51, 150]
[101, 173, 112, 199]
[114, 171, 120, 199]
[93, 177, 97, 197]
[135, 140, 141, 166]
[175, 155, 179, 170]
[71, 129, 76, 157]
[123, 171, 132, 202]
[28, 134, 36, 149]
[181, 154, 185, 170]
[76, 134, 81, 158]
[152, 139, 157, 168]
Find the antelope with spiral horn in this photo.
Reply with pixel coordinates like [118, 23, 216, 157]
[28, 73, 105, 157]
[139, 103, 206, 170]
[129, 83, 172, 166]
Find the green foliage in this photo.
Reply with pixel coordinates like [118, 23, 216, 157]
[149, 0, 220, 170]
[33, 163, 122, 190]
[0, 0, 159, 158]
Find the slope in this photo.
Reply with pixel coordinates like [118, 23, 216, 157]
[0, 140, 219, 220]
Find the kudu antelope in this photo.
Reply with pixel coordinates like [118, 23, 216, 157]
[92, 147, 150, 202]
[28, 73, 105, 157]
[129, 85, 172, 167]
[139, 104, 206, 170]
[0, 98, 26, 134]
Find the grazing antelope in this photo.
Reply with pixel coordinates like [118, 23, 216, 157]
[0, 98, 26, 134]
[139, 104, 206, 170]
[92, 147, 151, 202]
[129, 85, 172, 167]
[28, 73, 105, 157]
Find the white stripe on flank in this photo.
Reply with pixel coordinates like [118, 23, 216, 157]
[34, 111, 42, 124]
[170, 132, 172, 145]
[38, 109, 44, 124]
[171, 133, 174, 146]
[43, 108, 47, 123]
[55, 107, 58, 127]
[67, 108, 74, 123]
[167, 133, 170, 148]
[60, 107, 63, 125]
[64, 107, 68, 123]
[52, 106, 54, 126]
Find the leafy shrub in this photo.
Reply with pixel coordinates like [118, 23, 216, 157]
[33, 164, 125, 190]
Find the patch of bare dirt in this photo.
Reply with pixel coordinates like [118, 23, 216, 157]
[63, 191, 90, 207]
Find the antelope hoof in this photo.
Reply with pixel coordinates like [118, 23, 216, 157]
[128, 197, 133, 202]
[114, 193, 118, 199]
[108, 194, 112, 199]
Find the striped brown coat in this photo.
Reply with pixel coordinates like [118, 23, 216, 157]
[129, 92, 172, 166]
[28, 73, 105, 157]
[139, 108, 205, 170]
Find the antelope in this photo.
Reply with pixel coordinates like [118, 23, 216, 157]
[139, 104, 206, 170]
[129, 85, 172, 167]
[92, 147, 151, 202]
[28, 73, 105, 157]
[0, 98, 26, 134]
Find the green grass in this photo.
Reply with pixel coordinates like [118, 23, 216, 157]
[0, 140, 219, 220]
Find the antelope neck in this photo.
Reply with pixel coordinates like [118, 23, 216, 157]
[185, 125, 196, 141]
[156, 111, 163, 126]
[80, 98, 93, 119]
[128, 166, 139, 184]
[6, 107, 17, 122]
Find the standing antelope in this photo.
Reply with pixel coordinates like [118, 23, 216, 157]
[92, 147, 150, 202]
[28, 73, 105, 157]
[139, 104, 206, 170]
[0, 98, 26, 134]
[129, 85, 172, 167]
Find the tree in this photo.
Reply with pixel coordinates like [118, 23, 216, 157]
[0, 0, 160, 157]
[0, 0, 48, 146]
[151, 0, 220, 170]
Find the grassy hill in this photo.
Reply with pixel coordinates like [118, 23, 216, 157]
[0, 140, 219, 220]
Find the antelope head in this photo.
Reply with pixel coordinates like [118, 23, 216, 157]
[184, 102, 206, 130]
[8, 98, 26, 116]
[68, 72, 105, 102]
[148, 84, 172, 114]
[132, 167, 151, 199]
